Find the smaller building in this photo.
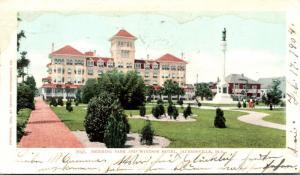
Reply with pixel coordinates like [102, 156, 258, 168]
[211, 74, 261, 100]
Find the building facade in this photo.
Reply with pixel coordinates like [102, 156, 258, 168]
[211, 74, 261, 100]
[41, 29, 187, 99]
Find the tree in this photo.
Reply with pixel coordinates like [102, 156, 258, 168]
[214, 108, 226, 128]
[82, 79, 97, 104]
[145, 85, 154, 102]
[96, 70, 145, 109]
[17, 51, 30, 82]
[140, 120, 154, 145]
[152, 105, 160, 119]
[17, 83, 35, 112]
[163, 80, 181, 102]
[167, 103, 174, 117]
[195, 83, 212, 101]
[58, 97, 64, 106]
[84, 92, 116, 142]
[262, 80, 282, 110]
[104, 102, 129, 148]
[24, 76, 36, 91]
[75, 89, 82, 103]
[158, 104, 165, 116]
[185, 104, 192, 116]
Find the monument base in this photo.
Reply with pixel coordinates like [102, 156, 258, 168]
[213, 93, 235, 104]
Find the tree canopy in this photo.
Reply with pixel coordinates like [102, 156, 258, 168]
[195, 83, 212, 100]
[163, 80, 182, 101]
[262, 80, 282, 110]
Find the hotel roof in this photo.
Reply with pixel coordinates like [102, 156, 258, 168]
[156, 53, 187, 64]
[50, 45, 85, 56]
[111, 29, 136, 39]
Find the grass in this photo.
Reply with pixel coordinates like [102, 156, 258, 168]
[52, 105, 285, 148]
[251, 108, 285, 125]
[17, 108, 32, 142]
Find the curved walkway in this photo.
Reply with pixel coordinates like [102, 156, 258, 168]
[235, 110, 286, 131]
[18, 97, 84, 148]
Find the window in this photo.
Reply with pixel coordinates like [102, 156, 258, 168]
[145, 71, 149, 78]
[87, 60, 94, 67]
[66, 59, 73, 65]
[48, 69, 52, 74]
[153, 64, 159, 70]
[77, 77, 81, 83]
[121, 50, 129, 58]
[234, 84, 239, 89]
[172, 74, 176, 78]
[98, 61, 104, 68]
[54, 58, 64, 65]
[118, 63, 124, 68]
[135, 63, 141, 69]
[162, 64, 170, 70]
[58, 68, 62, 74]
[108, 62, 114, 68]
[87, 69, 93, 75]
[126, 63, 132, 68]
[68, 68, 72, 74]
[153, 72, 158, 78]
[67, 77, 71, 83]
[145, 64, 150, 69]
[75, 59, 84, 65]
[171, 65, 177, 70]
[53, 68, 56, 73]
[78, 69, 81, 75]
[252, 85, 257, 89]
[57, 77, 61, 83]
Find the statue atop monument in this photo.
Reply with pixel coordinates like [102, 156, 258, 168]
[222, 28, 226, 41]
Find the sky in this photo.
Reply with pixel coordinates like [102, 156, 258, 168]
[18, 12, 286, 87]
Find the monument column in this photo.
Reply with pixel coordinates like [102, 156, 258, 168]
[213, 28, 234, 103]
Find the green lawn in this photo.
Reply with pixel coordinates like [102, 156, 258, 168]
[52, 106, 285, 148]
[251, 108, 286, 125]
[17, 108, 32, 142]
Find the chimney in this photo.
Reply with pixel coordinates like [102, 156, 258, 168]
[147, 54, 149, 60]
[51, 43, 54, 52]
[181, 52, 184, 59]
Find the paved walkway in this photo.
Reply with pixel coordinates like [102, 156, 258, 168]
[18, 97, 84, 148]
[235, 110, 286, 131]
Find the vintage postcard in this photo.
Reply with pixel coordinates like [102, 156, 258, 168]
[0, 0, 300, 173]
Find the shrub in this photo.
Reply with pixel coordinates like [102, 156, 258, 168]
[140, 120, 154, 145]
[58, 97, 64, 106]
[237, 101, 241, 108]
[177, 98, 183, 106]
[75, 99, 79, 106]
[82, 79, 97, 104]
[50, 97, 57, 107]
[139, 105, 146, 117]
[158, 104, 165, 116]
[172, 107, 179, 120]
[17, 121, 26, 143]
[242, 101, 247, 108]
[183, 109, 189, 119]
[146, 96, 152, 102]
[66, 100, 73, 112]
[167, 103, 174, 117]
[104, 102, 129, 148]
[214, 108, 226, 128]
[157, 98, 163, 104]
[197, 102, 202, 107]
[185, 104, 192, 116]
[84, 92, 115, 142]
[152, 105, 160, 119]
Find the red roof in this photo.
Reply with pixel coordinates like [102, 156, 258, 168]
[85, 51, 96, 56]
[113, 29, 136, 39]
[153, 85, 162, 91]
[50, 45, 84, 56]
[42, 83, 82, 89]
[156, 53, 187, 64]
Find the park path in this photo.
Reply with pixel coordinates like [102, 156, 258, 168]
[18, 97, 84, 148]
[235, 110, 286, 131]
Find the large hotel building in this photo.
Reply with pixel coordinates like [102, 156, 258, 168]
[41, 29, 188, 99]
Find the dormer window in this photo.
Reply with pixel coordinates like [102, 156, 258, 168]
[87, 60, 94, 67]
[98, 61, 104, 68]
